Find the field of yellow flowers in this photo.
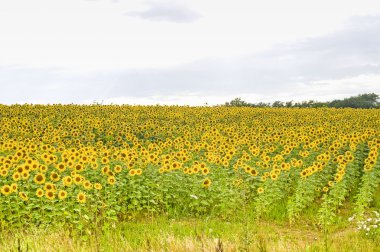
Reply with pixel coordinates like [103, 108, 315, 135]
[0, 105, 379, 235]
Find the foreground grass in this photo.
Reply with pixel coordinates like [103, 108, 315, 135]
[1, 216, 379, 252]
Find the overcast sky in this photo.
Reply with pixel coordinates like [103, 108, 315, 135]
[1, 0, 380, 105]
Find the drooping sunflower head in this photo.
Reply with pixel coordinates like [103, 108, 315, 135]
[19, 192, 28, 201]
[11, 183, 18, 192]
[202, 178, 211, 188]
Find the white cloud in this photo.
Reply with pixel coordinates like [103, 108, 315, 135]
[126, 1, 201, 23]
[1, 0, 379, 72]
[1, 1, 380, 104]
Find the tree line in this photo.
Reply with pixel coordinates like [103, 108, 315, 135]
[224, 93, 380, 109]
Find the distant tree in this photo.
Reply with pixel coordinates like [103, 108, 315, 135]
[225, 98, 253, 107]
[222, 93, 379, 109]
[272, 101, 284, 107]
[285, 101, 293, 108]
[256, 102, 270, 108]
[328, 93, 379, 108]
[312, 101, 328, 108]
[292, 100, 327, 108]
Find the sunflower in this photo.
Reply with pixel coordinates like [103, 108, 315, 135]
[1, 185, 12, 196]
[101, 157, 109, 165]
[21, 171, 30, 180]
[77, 192, 86, 203]
[250, 168, 258, 176]
[58, 190, 68, 200]
[12, 172, 21, 181]
[257, 187, 264, 194]
[129, 169, 136, 176]
[101, 166, 110, 175]
[107, 176, 116, 185]
[0, 169, 8, 177]
[16, 166, 25, 174]
[31, 162, 39, 171]
[11, 183, 18, 192]
[192, 166, 199, 174]
[56, 163, 66, 172]
[19, 192, 28, 201]
[334, 173, 343, 182]
[83, 180, 92, 189]
[73, 175, 83, 185]
[39, 165, 48, 173]
[33, 173, 46, 185]
[201, 167, 209, 175]
[300, 170, 308, 178]
[62, 176, 73, 186]
[202, 178, 211, 188]
[44, 182, 56, 192]
[270, 173, 278, 181]
[74, 164, 84, 172]
[94, 183, 103, 190]
[50, 172, 60, 182]
[45, 190, 55, 200]
[80, 155, 88, 163]
[36, 188, 44, 198]
[114, 165, 122, 173]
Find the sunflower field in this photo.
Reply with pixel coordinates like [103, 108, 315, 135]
[0, 105, 379, 232]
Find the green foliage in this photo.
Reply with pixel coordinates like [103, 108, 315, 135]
[354, 165, 380, 215]
[224, 93, 379, 108]
[329, 93, 380, 109]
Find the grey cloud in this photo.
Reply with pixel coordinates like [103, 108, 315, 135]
[103, 15, 380, 97]
[1, 15, 380, 104]
[126, 2, 201, 23]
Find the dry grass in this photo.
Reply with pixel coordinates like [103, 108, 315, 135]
[0, 219, 379, 252]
